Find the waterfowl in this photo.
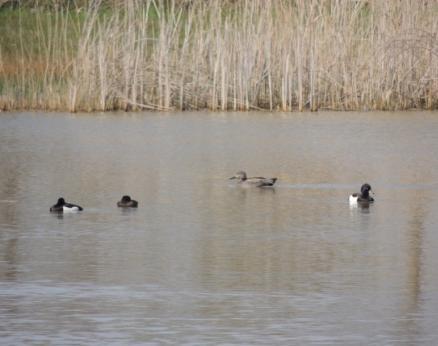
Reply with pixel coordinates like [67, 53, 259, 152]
[117, 195, 138, 208]
[349, 183, 374, 204]
[50, 197, 83, 213]
[229, 171, 277, 187]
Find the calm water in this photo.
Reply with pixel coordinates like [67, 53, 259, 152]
[1, 111, 438, 345]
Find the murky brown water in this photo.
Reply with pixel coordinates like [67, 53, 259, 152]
[1, 111, 438, 345]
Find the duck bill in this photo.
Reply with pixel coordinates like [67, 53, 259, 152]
[229, 176, 236, 180]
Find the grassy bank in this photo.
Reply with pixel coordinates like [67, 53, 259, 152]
[0, 0, 437, 112]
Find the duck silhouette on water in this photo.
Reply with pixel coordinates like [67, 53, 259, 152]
[229, 171, 277, 187]
[117, 195, 138, 208]
[50, 197, 83, 213]
[349, 183, 374, 205]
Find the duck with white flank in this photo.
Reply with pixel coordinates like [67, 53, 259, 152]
[50, 197, 83, 213]
[349, 183, 374, 205]
[229, 171, 277, 187]
[117, 195, 138, 208]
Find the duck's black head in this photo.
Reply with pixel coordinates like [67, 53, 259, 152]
[360, 183, 372, 197]
[229, 171, 247, 181]
[57, 197, 65, 205]
[121, 195, 131, 202]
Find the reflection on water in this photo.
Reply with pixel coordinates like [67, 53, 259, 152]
[1, 111, 438, 344]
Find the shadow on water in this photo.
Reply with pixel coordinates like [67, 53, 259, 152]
[349, 201, 372, 214]
[396, 188, 428, 343]
[0, 133, 21, 282]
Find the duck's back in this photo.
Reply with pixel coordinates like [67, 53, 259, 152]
[117, 200, 138, 208]
[244, 176, 277, 187]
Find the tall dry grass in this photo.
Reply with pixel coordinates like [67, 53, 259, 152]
[0, 0, 437, 112]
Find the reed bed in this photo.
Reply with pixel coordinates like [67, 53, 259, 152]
[0, 0, 437, 112]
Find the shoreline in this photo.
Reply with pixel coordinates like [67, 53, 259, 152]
[1, 108, 437, 115]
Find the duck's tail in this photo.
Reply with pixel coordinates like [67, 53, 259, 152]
[261, 177, 277, 186]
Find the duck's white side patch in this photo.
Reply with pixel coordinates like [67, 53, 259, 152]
[63, 206, 80, 213]
[349, 195, 358, 205]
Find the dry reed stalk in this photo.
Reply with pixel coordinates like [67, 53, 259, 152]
[1, 0, 437, 111]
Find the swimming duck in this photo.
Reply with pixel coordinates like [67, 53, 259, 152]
[117, 195, 138, 208]
[50, 197, 83, 213]
[349, 183, 374, 204]
[229, 171, 277, 187]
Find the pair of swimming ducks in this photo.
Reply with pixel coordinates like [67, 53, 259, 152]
[50, 195, 137, 213]
[230, 171, 374, 204]
[50, 171, 374, 213]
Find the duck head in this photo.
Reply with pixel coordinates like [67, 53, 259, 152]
[121, 195, 132, 202]
[360, 183, 373, 197]
[229, 171, 247, 181]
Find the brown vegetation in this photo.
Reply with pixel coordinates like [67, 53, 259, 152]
[0, 0, 437, 112]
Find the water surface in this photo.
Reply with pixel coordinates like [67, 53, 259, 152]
[1, 111, 438, 345]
